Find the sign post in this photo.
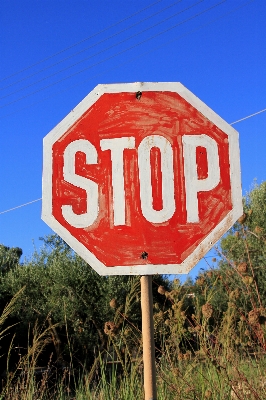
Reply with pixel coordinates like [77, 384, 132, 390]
[42, 82, 242, 398]
[141, 275, 157, 400]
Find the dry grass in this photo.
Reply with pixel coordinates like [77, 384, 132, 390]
[1, 240, 266, 399]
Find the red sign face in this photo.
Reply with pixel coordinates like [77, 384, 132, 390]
[42, 83, 242, 275]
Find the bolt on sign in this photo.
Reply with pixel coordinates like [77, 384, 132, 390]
[42, 82, 242, 275]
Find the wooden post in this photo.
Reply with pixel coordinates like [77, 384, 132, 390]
[141, 275, 157, 400]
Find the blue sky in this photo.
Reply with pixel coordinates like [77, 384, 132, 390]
[0, 0, 265, 280]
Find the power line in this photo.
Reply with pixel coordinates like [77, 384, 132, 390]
[0, 0, 184, 93]
[0, 0, 225, 110]
[0, 104, 264, 216]
[230, 108, 266, 125]
[0, 0, 255, 120]
[0, 198, 42, 215]
[0, 0, 163, 83]
[0, 0, 201, 99]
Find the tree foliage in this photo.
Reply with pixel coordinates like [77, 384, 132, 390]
[186, 181, 266, 354]
[1, 181, 265, 375]
[0, 244, 22, 273]
[0, 234, 171, 371]
[219, 181, 266, 306]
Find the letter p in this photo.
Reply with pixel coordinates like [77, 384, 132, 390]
[182, 134, 220, 223]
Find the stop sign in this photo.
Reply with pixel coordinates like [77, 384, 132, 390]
[42, 82, 242, 275]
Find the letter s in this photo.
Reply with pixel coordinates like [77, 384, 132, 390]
[62, 139, 98, 228]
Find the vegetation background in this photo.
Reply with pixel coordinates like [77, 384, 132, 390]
[0, 180, 265, 399]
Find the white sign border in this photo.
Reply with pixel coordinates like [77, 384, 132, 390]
[42, 82, 242, 275]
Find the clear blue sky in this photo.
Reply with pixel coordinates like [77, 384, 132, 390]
[0, 0, 265, 280]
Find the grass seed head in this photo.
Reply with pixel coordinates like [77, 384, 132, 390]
[242, 275, 254, 285]
[248, 310, 260, 325]
[158, 285, 166, 295]
[242, 276, 251, 285]
[229, 289, 240, 300]
[196, 277, 205, 286]
[237, 262, 247, 273]
[204, 389, 212, 398]
[123, 328, 130, 337]
[254, 226, 263, 234]
[109, 298, 117, 309]
[104, 321, 117, 336]
[238, 213, 247, 224]
[202, 303, 213, 319]
[173, 278, 181, 286]
[183, 351, 191, 360]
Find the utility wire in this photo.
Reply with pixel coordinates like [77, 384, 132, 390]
[0, 0, 225, 110]
[0, 0, 254, 120]
[0, 0, 200, 99]
[0, 0, 163, 83]
[0, 0, 184, 92]
[0, 199, 42, 215]
[0, 104, 265, 216]
[230, 108, 266, 125]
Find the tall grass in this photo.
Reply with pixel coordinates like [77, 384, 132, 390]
[1, 238, 266, 399]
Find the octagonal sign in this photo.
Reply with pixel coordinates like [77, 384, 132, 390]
[42, 82, 242, 275]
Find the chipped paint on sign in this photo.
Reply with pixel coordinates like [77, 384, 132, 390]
[42, 82, 242, 275]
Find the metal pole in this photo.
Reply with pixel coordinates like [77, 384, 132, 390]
[141, 275, 157, 400]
